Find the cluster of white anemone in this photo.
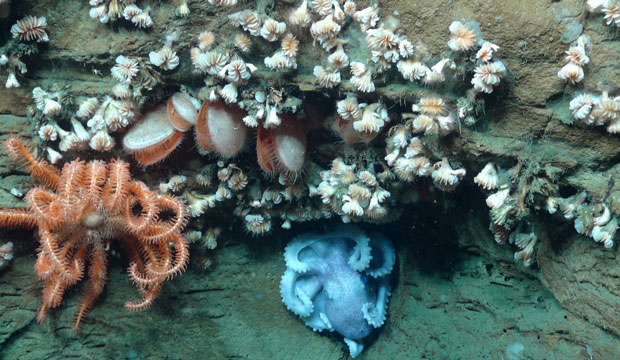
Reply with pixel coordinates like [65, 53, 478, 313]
[193, 1, 505, 138]
[507, 223, 538, 267]
[384, 134, 433, 183]
[473, 160, 618, 267]
[561, 33, 620, 134]
[569, 91, 620, 133]
[310, 157, 392, 223]
[244, 1, 384, 93]
[306, 2, 383, 92]
[33, 87, 79, 162]
[189, 18, 296, 130]
[557, 35, 590, 85]
[316, 13, 504, 147]
[472, 162, 538, 266]
[184, 227, 222, 250]
[560, 23, 620, 135]
[149, 46, 179, 71]
[336, 97, 390, 135]
[332, 95, 392, 144]
[159, 175, 189, 195]
[235, 179, 321, 234]
[398, 21, 506, 94]
[238, 88, 292, 129]
[149, 34, 180, 71]
[474, 163, 514, 241]
[587, 0, 620, 27]
[383, 96, 463, 190]
[547, 192, 619, 249]
[445, 21, 507, 95]
[264, 34, 299, 72]
[189, 31, 257, 105]
[89, 0, 153, 27]
[225, 6, 302, 107]
[1, 54, 25, 89]
[183, 160, 322, 235]
[184, 161, 248, 218]
[208, 0, 238, 7]
[484, 186, 517, 244]
[3, 15, 49, 88]
[34, 81, 138, 160]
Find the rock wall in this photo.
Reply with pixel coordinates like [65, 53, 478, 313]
[1, 0, 620, 358]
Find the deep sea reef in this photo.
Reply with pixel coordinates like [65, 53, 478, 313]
[2, 0, 620, 358]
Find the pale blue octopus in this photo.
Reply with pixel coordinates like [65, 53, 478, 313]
[280, 225, 395, 357]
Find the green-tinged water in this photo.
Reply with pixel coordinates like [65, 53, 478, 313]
[1, 0, 620, 359]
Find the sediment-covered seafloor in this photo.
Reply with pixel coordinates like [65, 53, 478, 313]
[1, 0, 620, 358]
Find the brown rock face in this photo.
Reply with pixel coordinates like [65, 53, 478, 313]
[1, 0, 620, 357]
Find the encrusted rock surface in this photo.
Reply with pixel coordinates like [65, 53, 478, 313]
[1, 0, 620, 357]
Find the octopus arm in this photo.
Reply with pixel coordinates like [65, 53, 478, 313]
[302, 293, 333, 332]
[344, 338, 364, 358]
[361, 277, 391, 328]
[365, 233, 396, 278]
[337, 225, 372, 271]
[280, 269, 322, 317]
[284, 233, 319, 273]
